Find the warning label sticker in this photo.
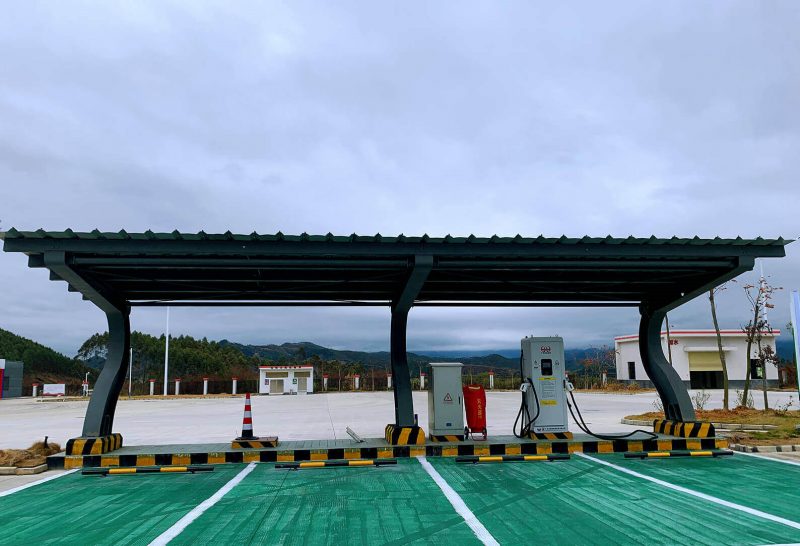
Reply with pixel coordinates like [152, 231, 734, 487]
[443, 393, 453, 403]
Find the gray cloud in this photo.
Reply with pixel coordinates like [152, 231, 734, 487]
[1, 1, 798, 356]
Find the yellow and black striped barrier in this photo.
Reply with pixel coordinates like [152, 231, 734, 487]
[275, 459, 398, 470]
[653, 419, 715, 438]
[385, 424, 426, 445]
[231, 437, 279, 449]
[430, 435, 465, 442]
[82, 465, 214, 476]
[66, 433, 123, 455]
[528, 432, 574, 440]
[624, 449, 733, 459]
[456, 454, 570, 464]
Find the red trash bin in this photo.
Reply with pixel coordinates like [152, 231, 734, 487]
[462, 384, 487, 440]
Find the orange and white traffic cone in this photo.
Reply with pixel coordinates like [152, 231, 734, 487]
[236, 393, 259, 440]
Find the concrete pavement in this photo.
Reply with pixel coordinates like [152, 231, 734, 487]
[1, 389, 796, 450]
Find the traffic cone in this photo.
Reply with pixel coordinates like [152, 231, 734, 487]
[236, 393, 259, 440]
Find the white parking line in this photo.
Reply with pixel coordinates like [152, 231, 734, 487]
[416, 457, 499, 546]
[149, 462, 257, 545]
[576, 453, 800, 531]
[0, 469, 79, 498]
[734, 451, 800, 468]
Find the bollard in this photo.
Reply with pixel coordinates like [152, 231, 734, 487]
[232, 377, 238, 395]
[387, 374, 392, 389]
[420, 372, 426, 390]
[488, 371, 494, 390]
[149, 379, 155, 396]
[323, 374, 329, 391]
[175, 378, 181, 396]
[354, 374, 360, 391]
[203, 377, 209, 396]
[32, 383, 39, 397]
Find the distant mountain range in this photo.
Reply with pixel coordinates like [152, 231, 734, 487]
[218, 340, 598, 373]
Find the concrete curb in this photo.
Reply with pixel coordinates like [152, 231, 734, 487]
[620, 418, 777, 431]
[0, 464, 48, 475]
[729, 443, 800, 453]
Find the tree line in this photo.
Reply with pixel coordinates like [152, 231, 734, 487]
[0, 328, 91, 382]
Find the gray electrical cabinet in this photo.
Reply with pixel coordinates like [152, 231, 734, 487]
[520, 336, 569, 434]
[427, 363, 464, 436]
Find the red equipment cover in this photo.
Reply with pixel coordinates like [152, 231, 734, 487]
[462, 384, 487, 432]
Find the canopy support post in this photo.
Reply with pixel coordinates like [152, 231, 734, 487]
[390, 255, 433, 427]
[45, 251, 129, 450]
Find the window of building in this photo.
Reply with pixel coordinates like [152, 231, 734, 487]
[628, 361, 636, 380]
[750, 359, 763, 380]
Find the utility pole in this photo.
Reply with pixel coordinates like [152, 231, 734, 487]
[163, 306, 170, 396]
[128, 347, 133, 398]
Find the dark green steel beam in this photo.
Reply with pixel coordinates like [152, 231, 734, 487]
[128, 300, 637, 307]
[3, 238, 787, 258]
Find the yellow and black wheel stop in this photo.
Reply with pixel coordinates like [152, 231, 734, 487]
[456, 454, 570, 464]
[624, 449, 733, 459]
[82, 465, 215, 476]
[275, 459, 398, 470]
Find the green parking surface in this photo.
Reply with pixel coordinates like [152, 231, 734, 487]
[171, 460, 480, 545]
[614, 453, 800, 523]
[0, 455, 798, 545]
[427, 455, 800, 545]
[0, 466, 245, 545]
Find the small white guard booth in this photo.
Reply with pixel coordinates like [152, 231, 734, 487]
[259, 365, 314, 395]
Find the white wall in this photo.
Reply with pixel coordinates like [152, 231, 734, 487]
[258, 368, 314, 394]
[615, 333, 778, 382]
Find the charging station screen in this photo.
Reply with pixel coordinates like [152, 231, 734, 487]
[541, 359, 553, 376]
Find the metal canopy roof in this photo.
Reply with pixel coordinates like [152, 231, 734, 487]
[1, 229, 789, 309]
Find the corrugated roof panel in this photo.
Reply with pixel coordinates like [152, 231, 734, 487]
[0, 228, 791, 247]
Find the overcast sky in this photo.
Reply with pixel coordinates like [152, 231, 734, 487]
[1, 2, 798, 356]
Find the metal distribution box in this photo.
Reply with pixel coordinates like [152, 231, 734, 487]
[520, 336, 569, 433]
[427, 363, 465, 436]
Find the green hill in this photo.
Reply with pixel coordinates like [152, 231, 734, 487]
[78, 331, 261, 380]
[0, 328, 91, 384]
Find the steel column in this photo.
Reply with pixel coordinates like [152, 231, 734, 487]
[390, 255, 433, 426]
[83, 308, 130, 436]
[638, 303, 695, 421]
[390, 310, 414, 426]
[44, 251, 130, 437]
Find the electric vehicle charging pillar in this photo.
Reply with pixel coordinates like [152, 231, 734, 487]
[520, 336, 570, 435]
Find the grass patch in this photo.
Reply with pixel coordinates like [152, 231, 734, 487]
[625, 408, 800, 445]
[0, 440, 62, 468]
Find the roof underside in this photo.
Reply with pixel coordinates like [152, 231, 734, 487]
[1, 229, 788, 308]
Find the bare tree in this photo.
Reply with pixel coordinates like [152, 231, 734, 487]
[741, 277, 781, 407]
[709, 284, 731, 410]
